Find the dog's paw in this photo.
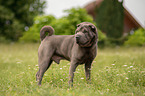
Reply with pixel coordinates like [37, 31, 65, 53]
[68, 81, 73, 88]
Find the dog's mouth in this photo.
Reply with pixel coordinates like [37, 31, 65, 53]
[78, 36, 95, 47]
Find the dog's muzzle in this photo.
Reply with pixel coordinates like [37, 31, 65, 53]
[76, 34, 95, 47]
[76, 35, 81, 43]
[80, 36, 95, 47]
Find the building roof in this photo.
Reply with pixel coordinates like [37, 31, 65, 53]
[84, 0, 143, 28]
[124, 6, 143, 28]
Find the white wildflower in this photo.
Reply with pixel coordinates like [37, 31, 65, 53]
[112, 64, 115, 65]
[35, 65, 38, 67]
[130, 66, 133, 68]
[107, 89, 109, 91]
[81, 78, 84, 80]
[126, 77, 129, 80]
[60, 79, 63, 82]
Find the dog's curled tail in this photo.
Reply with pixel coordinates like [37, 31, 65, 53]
[40, 26, 54, 41]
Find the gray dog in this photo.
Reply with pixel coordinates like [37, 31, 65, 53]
[36, 22, 98, 86]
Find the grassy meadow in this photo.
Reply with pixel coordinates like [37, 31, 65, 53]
[0, 43, 145, 96]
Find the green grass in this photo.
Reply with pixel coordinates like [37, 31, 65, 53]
[0, 43, 145, 96]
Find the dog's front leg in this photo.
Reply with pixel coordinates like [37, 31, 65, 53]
[85, 61, 92, 83]
[68, 61, 78, 87]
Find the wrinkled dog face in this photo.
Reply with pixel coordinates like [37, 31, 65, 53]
[75, 22, 98, 47]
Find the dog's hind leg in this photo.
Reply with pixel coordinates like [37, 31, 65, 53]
[36, 46, 54, 86]
[36, 69, 40, 81]
[36, 60, 52, 82]
[37, 59, 53, 86]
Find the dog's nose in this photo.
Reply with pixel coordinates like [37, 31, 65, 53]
[76, 35, 81, 43]
[76, 35, 81, 39]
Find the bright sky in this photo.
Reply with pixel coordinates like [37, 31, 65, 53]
[124, 0, 145, 28]
[44, 0, 145, 28]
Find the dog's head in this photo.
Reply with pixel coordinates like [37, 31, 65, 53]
[75, 22, 98, 47]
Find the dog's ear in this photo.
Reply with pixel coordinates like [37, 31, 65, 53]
[77, 24, 80, 27]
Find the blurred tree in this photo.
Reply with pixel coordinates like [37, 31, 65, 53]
[96, 0, 124, 40]
[20, 7, 107, 45]
[0, 0, 46, 41]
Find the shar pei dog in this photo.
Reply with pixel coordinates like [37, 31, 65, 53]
[36, 22, 98, 87]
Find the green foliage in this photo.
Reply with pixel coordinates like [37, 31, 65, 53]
[96, 0, 124, 39]
[0, 0, 45, 41]
[125, 28, 145, 46]
[97, 29, 107, 47]
[19, 15, 55, 42]
[0, 44, 145, 95]
[20, 7, 106, 43]
[53, 8, 94, 35]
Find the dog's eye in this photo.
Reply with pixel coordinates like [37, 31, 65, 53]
[84, 30, 87, 33]
[89, 25, 96, 32]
